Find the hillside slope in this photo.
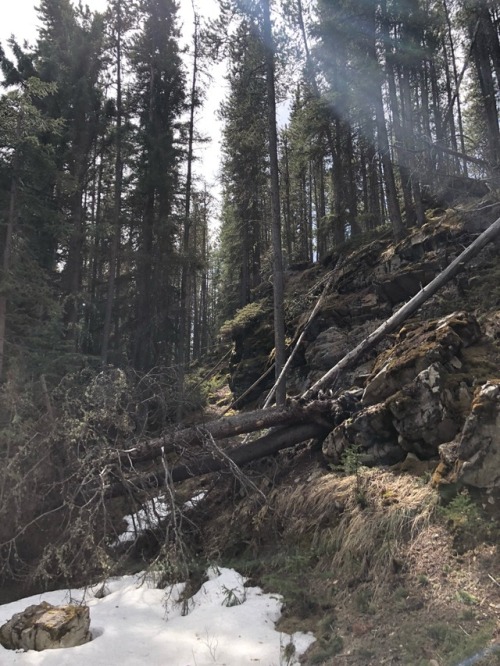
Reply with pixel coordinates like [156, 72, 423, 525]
[196, 202, 500, 665]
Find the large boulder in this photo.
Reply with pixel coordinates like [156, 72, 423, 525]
[323, 402, 402, 466]
[0, 601, 91, 651]
[305, 325, 349, 371]
[362, 311, 481, 406]
[386, 363, 460, 457]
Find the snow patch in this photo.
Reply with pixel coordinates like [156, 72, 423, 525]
[0, 567, 315, 665]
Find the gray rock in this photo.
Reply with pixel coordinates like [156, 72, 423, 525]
[0, 601, 91, 651]
[323, 402, 403, 466]
[387, 363, 459, 457]
[305, 325, 349, 370]
[456, 381, 500, 489]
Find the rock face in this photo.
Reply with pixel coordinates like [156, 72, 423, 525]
[0, 601, 91, 651]
[439, 381, 500, 490]
[322, 309, 500, 491]
[323, 312, 482, 467]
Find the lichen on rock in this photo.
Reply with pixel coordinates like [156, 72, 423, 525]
[0, 601, 91, 651]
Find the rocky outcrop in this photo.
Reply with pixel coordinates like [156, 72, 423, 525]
[0, 601, 91, 651]
[322, 310, 500, 490]
[436, 381, 500, 490]
[227, 208, 499, 405]
[221, 208, 500, 488]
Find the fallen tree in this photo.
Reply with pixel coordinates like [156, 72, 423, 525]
[107, 422, 329, 498]
[111, 213, 500, 485]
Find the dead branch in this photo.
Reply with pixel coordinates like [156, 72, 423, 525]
[263, 274, 333, 408]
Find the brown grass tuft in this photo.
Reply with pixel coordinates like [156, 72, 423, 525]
[264, 469, 437, 595]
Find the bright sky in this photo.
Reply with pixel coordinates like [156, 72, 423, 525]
[0, 0, 225, 196]
[0, 0, 218, 48]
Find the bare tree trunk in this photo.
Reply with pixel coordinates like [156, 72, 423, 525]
[282, 134, 293, 260]
[263, 0, 286, 406]
[442, 0, 468, 175]
[176, 7, 200, 417]
[0, 130, 20, 381]
[101, 0, 123, 364]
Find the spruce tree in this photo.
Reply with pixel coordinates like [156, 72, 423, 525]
[129, 0, 186, 371]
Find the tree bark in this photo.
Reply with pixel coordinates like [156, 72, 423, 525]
[262, 0, 286, 406]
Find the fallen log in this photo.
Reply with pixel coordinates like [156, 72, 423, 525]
[119, 399, 334, 465]
[106, 422, 329, 498]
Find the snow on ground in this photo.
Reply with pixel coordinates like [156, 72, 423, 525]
[0, 567, 315, 665]
[115, 492, 207, 545]
[114, 497, 170, 545]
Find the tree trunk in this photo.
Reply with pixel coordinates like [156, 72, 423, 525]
[176, 7, 200, 416]
[106, 423, 328, 498]
[262, 0, 286, 406]
[101, 0, 123, 365]
[0, 132, 20, 381]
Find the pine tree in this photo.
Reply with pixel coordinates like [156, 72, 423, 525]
[219, 19, 269, 321]
[129, 0, 186, 371]
[0, 76, 64, 379]
[35, 0, 105, 346]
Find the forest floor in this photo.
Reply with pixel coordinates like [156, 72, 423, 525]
[184, 441, 500, 666]
[175, 212, 500, 664]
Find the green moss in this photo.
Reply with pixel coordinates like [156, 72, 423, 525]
[219, 300, 269, 338]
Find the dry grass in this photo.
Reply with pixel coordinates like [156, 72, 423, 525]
[182, 454, 500, 665]
[262, 469, 437, 597]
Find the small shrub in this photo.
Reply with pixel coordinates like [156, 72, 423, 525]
[354, 587, 375, 614]
[332, 444, 368, 507]
[440, 489, 480, 529]
[456, 589, 479, 606]
[222, 585, 246, 607]
[281, 637, 296, 665]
